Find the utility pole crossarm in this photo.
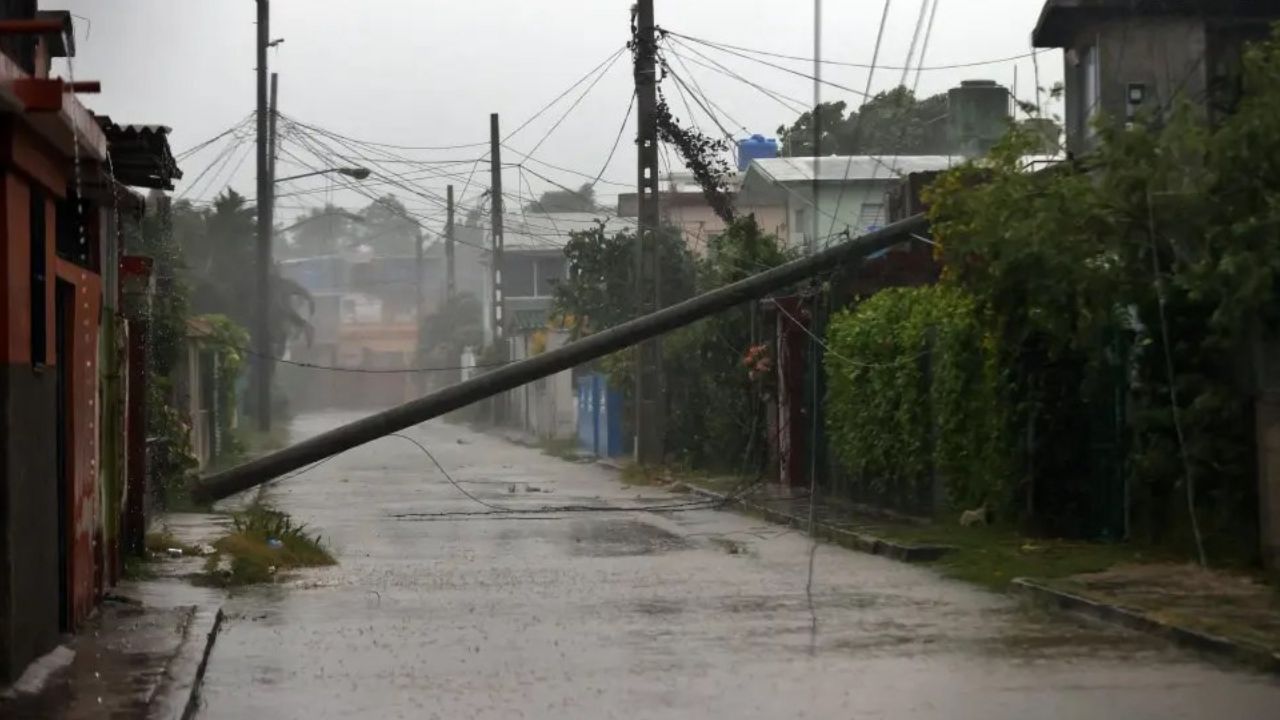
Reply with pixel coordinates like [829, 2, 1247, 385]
[191, 215, 928, 502]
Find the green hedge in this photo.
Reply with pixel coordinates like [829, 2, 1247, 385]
[825, 286, 1011, 516]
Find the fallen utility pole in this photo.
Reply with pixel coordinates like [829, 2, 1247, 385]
[191, 215, 927, 503]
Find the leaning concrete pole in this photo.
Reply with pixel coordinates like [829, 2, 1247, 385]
[191, 215, 928, 502]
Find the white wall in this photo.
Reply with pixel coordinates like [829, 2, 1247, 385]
[780, 181, 896, 251]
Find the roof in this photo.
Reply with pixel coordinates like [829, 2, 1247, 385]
[1032, 0, 1280, 47]
[739, 155, 957, 204]
[748, 156, 957, 184]
[96, 116, 183, 190]
[36, 11, 74, 58]
[185, 316, 215, 339]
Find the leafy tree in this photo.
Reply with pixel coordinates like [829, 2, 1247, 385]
[552, 221, 695, 337]
[778, 86, 951, 156]
[173, 189, 313, 355]
[288, 203, 357, 257]
[554, 216, 791, 470]
[524, 183, 597, 214]
[419, 292, 485, 360]
[358, 194, 419, 256]
[912, 30, 1280, 558]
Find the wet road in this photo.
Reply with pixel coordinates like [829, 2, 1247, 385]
[196, 413, 1279, 719]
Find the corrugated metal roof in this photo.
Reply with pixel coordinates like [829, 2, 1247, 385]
[747, 155, 958, 184]
[96, 115, 183, 190]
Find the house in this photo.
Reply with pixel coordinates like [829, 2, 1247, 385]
[0, 6, 181, 683]
[279, 251, 423, 411]
[737, 155, 957, 251]
[616, 171, 787, 255]
[491, 212, 631, 440]
[174, 317, 227, 470]
[1032, 0, 1280, 156]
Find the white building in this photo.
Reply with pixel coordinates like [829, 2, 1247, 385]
[737, 156, 958, 251]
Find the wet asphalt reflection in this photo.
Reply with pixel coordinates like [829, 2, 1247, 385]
[195, 412, 1280, 719]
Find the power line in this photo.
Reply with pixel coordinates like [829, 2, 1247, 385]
[665, 28, 1049, 73]
[663, 38, 810, 115]
[503, 46, 629, 142]
[174, 112, 254, 160]
[590, 91, 637, 190]
[661, 41, 750, 136]
[525, 47, 627, 158]
[822, 0, 895, 244]
[664, 30, 873, 100]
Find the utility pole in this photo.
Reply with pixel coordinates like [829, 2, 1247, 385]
[488, 113, 506, 423]
[633, 0, 663, 465]
[269, 73, 278, 189]
[488, 114, 505, 343]
[414, 225, 425, 395]
[193, 216, 929, 502]
[253, 0, 272, 431]
[445, 184, 456, 301]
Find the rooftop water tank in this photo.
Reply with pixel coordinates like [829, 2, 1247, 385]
[947, 80, 1011, 158]
[736, 134, 778, 171]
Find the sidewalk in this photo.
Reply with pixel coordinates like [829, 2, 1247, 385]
[0, 601, 223, 720]
[674, 475, 1280, 674]
[0, 513, 229, 719]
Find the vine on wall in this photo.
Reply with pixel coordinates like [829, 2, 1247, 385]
[826, 286, 1009, 514]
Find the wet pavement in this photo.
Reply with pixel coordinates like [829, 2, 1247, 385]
[0, 602, 196, 720]
[195, 412, 1280, 719]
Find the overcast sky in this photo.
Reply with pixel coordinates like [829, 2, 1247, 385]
[58, 0, 1061, 229]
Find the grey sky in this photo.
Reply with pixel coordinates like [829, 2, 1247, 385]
[59, 0, 1061, 228]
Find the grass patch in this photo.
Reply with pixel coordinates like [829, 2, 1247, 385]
[201, 504, 335, 587]
[865, 521, 1170, 591]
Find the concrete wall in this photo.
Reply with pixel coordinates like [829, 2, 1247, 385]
[505, 330, 576, 440]
[1060, 17, 1208, 155]
[619, 192, 788, 255]
[0, 366, 58, 682]
[780, 182, 896, 250]
[0, 152, 63, 681]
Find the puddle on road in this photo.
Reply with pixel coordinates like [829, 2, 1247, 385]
[567, 518, 691, 557]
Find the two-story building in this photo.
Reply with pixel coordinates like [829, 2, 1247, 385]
[1033, 0, 1278, 156]
[0, 6, 181, 683]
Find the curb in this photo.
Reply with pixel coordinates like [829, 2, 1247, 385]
[1012, 578, 1280, 675]
[678, 482, 955, 563]
[148, 606, 226, 720]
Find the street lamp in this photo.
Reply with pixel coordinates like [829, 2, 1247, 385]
[274, 166, 371, 184]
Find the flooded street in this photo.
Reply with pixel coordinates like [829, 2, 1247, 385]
[195, 412, 1280, 719]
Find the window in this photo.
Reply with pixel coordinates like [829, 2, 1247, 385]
[30, 186, 47, 366]
[794, 207, 811, 247]
[536, 257, 565, 297]
[502, 255, 537, 298]
[857, 203, 885, 233]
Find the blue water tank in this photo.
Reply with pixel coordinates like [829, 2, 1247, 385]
[736, 134, 778, 171]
